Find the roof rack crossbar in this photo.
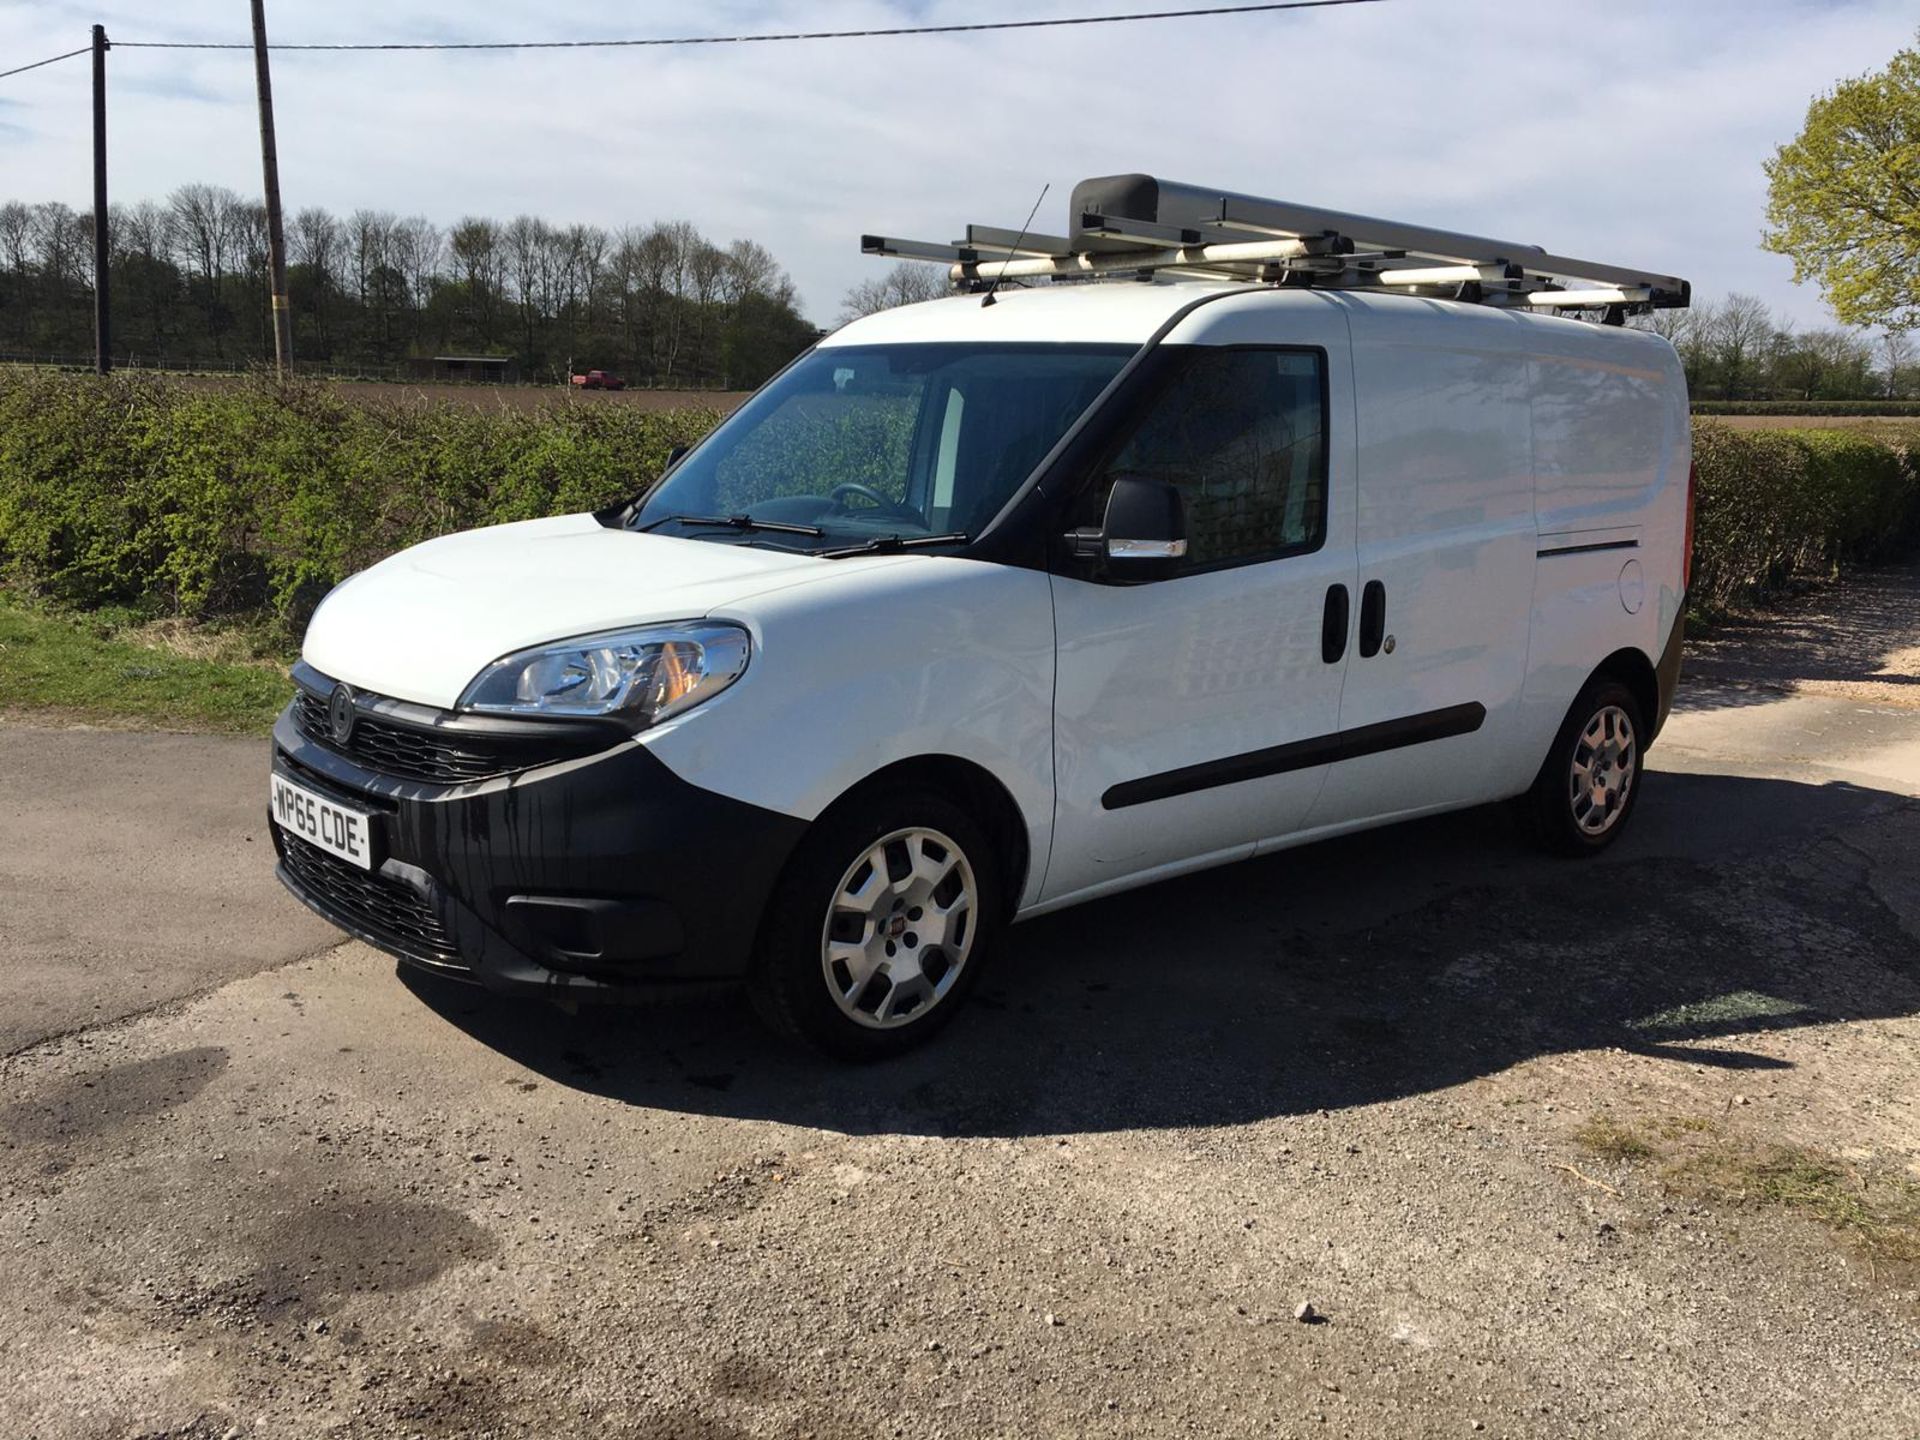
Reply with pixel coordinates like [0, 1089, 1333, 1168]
[949, 236, 1322, 284]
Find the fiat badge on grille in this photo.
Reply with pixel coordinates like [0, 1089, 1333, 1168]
[328, 684, 357, 745]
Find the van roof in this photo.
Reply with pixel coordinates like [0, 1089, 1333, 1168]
[822, 281, 1245, 348]
[824, 282, 1679, 354]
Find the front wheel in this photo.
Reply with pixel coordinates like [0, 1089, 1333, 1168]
[749, 790, 1001, 1059]
[1525, 679, 1645, 856]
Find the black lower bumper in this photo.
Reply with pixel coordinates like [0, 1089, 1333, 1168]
[270, 705, 808, 1000]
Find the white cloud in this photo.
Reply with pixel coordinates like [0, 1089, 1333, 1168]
[1, 0, 1913, 327]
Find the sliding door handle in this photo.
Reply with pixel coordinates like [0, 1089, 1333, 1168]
[1321, 583, 1349, 665]
[1359, 580, 1386, 658]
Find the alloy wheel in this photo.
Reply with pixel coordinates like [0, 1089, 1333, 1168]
[819, 826, 978, 1029]
[1568, 704, 1637, 837]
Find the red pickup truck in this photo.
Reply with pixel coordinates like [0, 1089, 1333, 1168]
[569, 369, 627, 391]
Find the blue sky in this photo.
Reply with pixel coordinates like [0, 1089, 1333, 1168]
[1, 0, 1913, 328]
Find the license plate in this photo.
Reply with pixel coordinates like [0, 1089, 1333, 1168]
[270, 773, 374, 871]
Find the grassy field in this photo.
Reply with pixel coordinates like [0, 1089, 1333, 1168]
[0, 594, 289, 734]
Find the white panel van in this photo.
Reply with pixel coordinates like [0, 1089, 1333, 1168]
[270, 179, 1692, 1057]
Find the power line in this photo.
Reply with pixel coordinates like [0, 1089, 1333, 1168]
[110, 1, 1390, 54]
[0, 46, 89, 81]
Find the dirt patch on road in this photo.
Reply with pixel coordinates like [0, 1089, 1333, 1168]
[1, 1046, 228, 1144]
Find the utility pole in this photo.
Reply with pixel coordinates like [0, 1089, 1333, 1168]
[90, 24, 109, 374]
[250, 0, 292, 377]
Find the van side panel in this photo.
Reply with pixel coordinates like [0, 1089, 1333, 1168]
[1301, 296, 1541, 830]
[1521, 328, 1690, 755]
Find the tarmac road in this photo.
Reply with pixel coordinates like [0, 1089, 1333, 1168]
[1, 569, 1917, 1438]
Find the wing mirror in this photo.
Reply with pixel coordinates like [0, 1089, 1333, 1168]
[1065, 476, 1188, 580]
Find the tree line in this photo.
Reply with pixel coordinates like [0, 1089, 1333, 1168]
[0, 185, 819, 388]
[5, 184, 1914, 402]
[1637, 294, 1916, 402]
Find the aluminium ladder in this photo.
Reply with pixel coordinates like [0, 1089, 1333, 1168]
[863, 173, 1691, 320]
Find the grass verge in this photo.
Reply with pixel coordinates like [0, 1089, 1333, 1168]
[0, 593, 290, 734]
[1572, 1113, 1920, 1271]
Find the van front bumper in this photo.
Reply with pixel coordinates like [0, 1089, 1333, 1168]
[269, 699, 807, 1001]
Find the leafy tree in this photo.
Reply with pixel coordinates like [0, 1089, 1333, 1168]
[1764, 35, 1920, 331]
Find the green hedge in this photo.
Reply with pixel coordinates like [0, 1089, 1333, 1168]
[0, 370, 720, 632]
[1690, 421, 1920, 614]
[1692, 400, 1920, 417]
[1, 373, 1917, 636]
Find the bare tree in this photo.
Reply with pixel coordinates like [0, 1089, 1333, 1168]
[722, 239, 782, 308]
[644, 220, 700, 382]
[0, 201, 33, 282]
[1708, 292, 1775, 401]
[289, 207, 341, 277]
[838, 262, 948, 324]
[168, 183, 247, 351]
[388, 216, 443, 348]
[390, 216, 442, 310]
[0, 185, 817, 384]
[1881, 329, 1915, 399]
[448, 216, 501, 345]
[111, 199, 176, 358]
[687, 240, 729, 383]
[290, 207, 343, 351]
[503, 214, 553, 366]
[608, 224, 647, 369]
[345, 209, 398, 355]
[119, 199, 171, 265]
[232, 201, 272, 353]
[28, 203, 91, 347]
[1633, 307, 1694, 348]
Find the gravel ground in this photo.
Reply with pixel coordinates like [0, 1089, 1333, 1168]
[2, 571, 1918, 1438]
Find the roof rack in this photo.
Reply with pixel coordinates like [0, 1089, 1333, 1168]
[863, 173, 1691, 318]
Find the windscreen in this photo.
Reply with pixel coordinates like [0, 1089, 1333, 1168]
[631, 343, 1134, 550]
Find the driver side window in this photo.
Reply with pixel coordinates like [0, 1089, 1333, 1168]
[1078, 347, 1328, 574]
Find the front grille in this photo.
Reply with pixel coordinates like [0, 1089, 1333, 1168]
[278, 831, 466, 970]
[293, 689, 602, 785]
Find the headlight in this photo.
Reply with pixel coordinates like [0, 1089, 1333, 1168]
[459, 622, 751, 724]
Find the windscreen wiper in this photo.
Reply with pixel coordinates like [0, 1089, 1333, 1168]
[816, 532, 969, 559]
[636, 512, 824, 538]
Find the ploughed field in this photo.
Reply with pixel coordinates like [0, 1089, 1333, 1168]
[165, 373, 754, 413]
[1719, 413, 1920, 435]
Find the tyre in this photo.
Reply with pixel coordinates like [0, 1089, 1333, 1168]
[1525, 679, 1645, 856]
[749, 789, 1002, 1059]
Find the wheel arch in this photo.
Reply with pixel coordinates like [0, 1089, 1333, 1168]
[1588, 647, 1660, 745]
[813, 755, 1033, 921]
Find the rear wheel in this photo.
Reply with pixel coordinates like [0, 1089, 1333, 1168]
[749, 790, 1001, 1059]
[1526, 679, 1644, 856]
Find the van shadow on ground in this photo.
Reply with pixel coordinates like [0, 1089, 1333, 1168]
[404, 772, 1920, 1138]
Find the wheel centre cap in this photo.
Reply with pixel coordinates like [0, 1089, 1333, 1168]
[887, 915, 908, 939]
